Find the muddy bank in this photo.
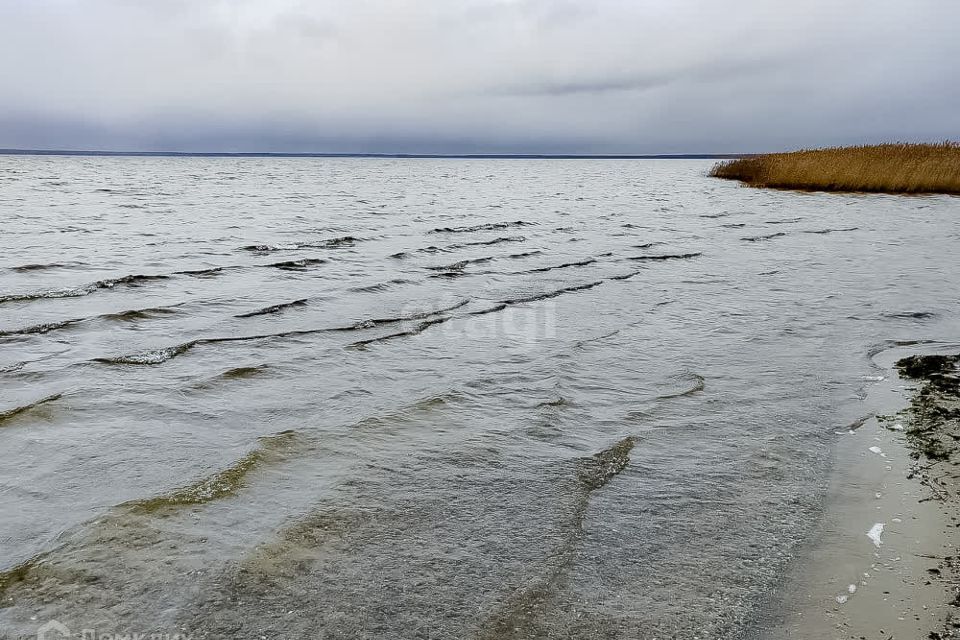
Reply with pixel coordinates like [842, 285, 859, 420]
[891, 352, 960, 638]
[892, 354, 960, 473]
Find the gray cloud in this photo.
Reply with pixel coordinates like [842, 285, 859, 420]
[1, 0, 957, 153]
[497, 76, 670, 97]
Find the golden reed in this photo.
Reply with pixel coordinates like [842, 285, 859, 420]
[710, 142, 960, 195]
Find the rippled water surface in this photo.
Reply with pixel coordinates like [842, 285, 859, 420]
[1, 156, 958, 638]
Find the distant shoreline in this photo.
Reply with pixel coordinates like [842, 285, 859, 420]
[0, 148, 744, 160]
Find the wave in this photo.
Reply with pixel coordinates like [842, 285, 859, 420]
[574, 314, 670, 350]
[802, 227, 859, 234]
[632, 242, 664, 249]
[314, 235, 365, 248]
[471, 270, 671, 324]
[392, 245, 456, 259]
[1, 261, 322, 307]
[468, 303, 509, 316]
[626, 252, 702, 261]
[0, 393, 62, 425]
[102, 304, 184, 322]
[574, 329, 625, 348]
[266, 258, 328, 271]
[97, 300, 474, 363]
[430, 221, 534, 234]
[241, 236, 365, 252]
[190, 364, 273, 390]
[2, 303, 185, 338]
[125, 430, 299, 513]
[98, 260, 673, 363]
[95, 342, 198, 365]
[742, 232, 786, 242]
[608, 270, 642, 281]
[426, 257, 495, 272]
[426, 251, 542, 279]
[241, 243, 300, 252]
[341, 300, 472, 347]
[235, 298, 311, 318]
[430, 251, 542, 274]
[175, 266, 227, 277]
[656, 372, 706, 399]
[534, 397, 571, 409]
[348, 316, 453, 348]
[721, 223, 747, 229]
[881, 311, 937, 320]
[10, 262, 79, 272]
[865, 339, 939, 362]
[699, 212, 733, 219]
[346, 300, 471, 329]
[0, 286, 93, 304]
[349, 283, 389, 293]
[764, 218, 803, 225]
[447, 236, 526, 249]
[348, 279, 415, 293]
[500, 280, 605, 305]
[220, 365, 270, 379]
[427, 259, 487, 271]
[349, 391, 464, 431]
[519, 258, 596, 274]
[0, 274, 169, 304]
[0, 318, 84, 337]
[94, 274, 169, 287]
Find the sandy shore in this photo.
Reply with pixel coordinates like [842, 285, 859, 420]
[759, 344, 960, 639]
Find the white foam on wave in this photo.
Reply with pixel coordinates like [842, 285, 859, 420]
[105, 342, 194, 365]
[867, 523, 884, 547]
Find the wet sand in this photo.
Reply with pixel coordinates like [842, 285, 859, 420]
[760, 344, 960, 639]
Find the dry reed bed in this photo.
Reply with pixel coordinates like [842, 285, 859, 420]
[710, 143, 960, 194]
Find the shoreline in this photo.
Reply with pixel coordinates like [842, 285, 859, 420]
[0, 149, 743, 160]
[759, 343, 960, 639]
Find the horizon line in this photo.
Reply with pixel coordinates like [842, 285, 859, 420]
[0, 148, 747, 160]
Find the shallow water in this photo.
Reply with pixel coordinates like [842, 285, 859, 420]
[0, 156, 958, 638]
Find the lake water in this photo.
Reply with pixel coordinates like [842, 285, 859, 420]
[1, 156, 958, 638]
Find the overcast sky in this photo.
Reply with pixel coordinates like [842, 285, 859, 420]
[1, 0, 957, 154]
